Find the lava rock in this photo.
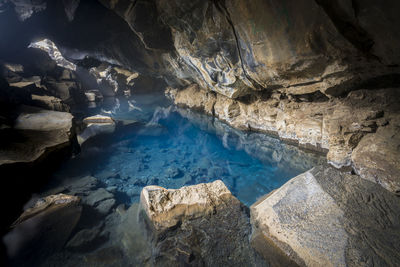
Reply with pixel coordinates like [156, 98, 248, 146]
[251, 165, 400, 266]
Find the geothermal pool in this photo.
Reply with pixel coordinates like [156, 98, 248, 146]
[4, 92, 326, 266]
[46, 92, 325, 206]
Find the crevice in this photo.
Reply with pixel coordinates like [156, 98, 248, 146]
[212, 0, 263, 91]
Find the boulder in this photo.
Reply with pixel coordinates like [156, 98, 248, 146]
[82, 188, 115, 215]
[140, 180, 232, 231]
[352, 118, 400, 194]
[14, 106, 73, 131]
[78, 115, 116, 145]
[66, 223, 108, 252]
[140, 180, 266, 266]
[251, 165, 400, 266]
[0, 106, 74, 166]
[3, 194, 82, 263]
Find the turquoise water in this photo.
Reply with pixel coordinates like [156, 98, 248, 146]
[4, 93, 326, 266]
[50, 93, 325, 206]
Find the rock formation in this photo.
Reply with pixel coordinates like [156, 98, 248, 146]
[140, 180, 266, 266]
[251, 165, 400, 266]
[3, 194, 82, 265]
[1, 0, 400, 266]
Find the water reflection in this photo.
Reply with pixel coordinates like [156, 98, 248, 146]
[48, 93, 325, 206]
[4, 92, 326, 266]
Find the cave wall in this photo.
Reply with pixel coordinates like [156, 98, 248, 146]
[3, 0, 400, 96]
[100, 0, 400, 98]
[1, 0, 399, 193]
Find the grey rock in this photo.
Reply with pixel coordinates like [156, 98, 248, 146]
[3, 194, 82, 262]
[251, 165, 400, 266]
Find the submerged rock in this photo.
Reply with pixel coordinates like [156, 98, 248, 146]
[251, 165, 400, 266]
[66, 223, 109, 252]
[3, 194, 82, 263]
[83, 188, 116, 216]
[168, 85, 400, 184]
[140, 180, 266, 266]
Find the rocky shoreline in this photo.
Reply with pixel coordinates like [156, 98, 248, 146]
[1, 0, 400, 266]
[167, 84, 400, 194]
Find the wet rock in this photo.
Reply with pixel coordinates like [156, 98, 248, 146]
[7, 76, 41, 88]
[84, 188, 113, 206]
[84, 91, 96, 102]
[251, 165, 400, 266]
[95, 198, 116, 215]
[83, 188, 115, 216]
[66, 223, 109, 252]
[169, 85, 400, 173]
[65, 176, 98, 195]
[3, 194, 82, 263]
[78, 115, 116, 145]
[14, 106, 73, 131]
[45, 81, 85, 103]
[140, 180, 266, 266]
[165, 166, 182, 179]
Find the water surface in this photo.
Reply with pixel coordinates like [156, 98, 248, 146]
[50, 93, 325, 206]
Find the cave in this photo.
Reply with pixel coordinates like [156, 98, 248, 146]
[0, 0, 399, 266]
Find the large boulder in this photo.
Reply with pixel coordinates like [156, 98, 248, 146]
[140, 180, 232, 231]
[77, 115, 116, 145]
[251, 165, 400, 266]
[140, 180, 266, 266]
[0, 106, 74, 166]
[3, 194, 82, 264]
[352, 116, 400, 194]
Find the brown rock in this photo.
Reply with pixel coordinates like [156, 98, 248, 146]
[352, 120, 400, 194]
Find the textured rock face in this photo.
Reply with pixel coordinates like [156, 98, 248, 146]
[352, 115, 400, 194]
[168, 85, 400, 181]
[28, 39, 77, 71]
[251, 165, 400, 266]
[140, 180, 232, 231]
[0, 105, 74, 166]
[140, 180, 266, 266]
[106, 0, 399, 98]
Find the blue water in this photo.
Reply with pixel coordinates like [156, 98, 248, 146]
[48, 93, 325, 206]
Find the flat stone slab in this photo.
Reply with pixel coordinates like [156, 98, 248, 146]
[78, 115, 116, 145]
[251, 165, 400, 266]
[0, 106, 73, 165]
